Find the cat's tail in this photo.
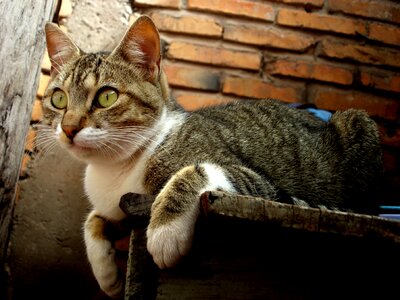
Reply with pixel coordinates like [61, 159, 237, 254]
[327, 109, 383, 214]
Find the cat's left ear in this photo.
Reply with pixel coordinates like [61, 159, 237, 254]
[110, 15, 161, 81]
[45, 23, 80, 76]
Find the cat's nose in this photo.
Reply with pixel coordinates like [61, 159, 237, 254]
[62, 124, 80, 140]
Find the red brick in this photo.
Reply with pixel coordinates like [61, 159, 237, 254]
[31, 98, 43, 122]
[369, 22, 400, 46]
[271, 0, 323, 7]
[223, 76, 303, 103]
[318, 39, 400, 68]
[359, 68, 400, 93]
[328, 0, 400, 24]
[309, 86, 399, 120]
[41, 50, 51, 73]
[149, 12, 222, 37]
[167, 41, 261, 70]
[188, 0, 274, 21]
[24, 128, 36, 152]
[224, 24, 314, 52]
[37, 73, 51, 98]
[173, 91, 234, 111]
[378, 124, 400, 148]
[164, 62, 220, 91]
[19, 153, 31, 179]
[382, 149, 397, 172]
[266, 59, 353, 85]
[135, 0, 181, 8]
[277, 9, 367, 36]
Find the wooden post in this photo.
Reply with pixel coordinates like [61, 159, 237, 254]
[0, 0, 57, 295]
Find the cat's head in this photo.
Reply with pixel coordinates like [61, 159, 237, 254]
[40, 16, 171, 164]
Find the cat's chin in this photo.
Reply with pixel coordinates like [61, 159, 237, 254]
[63, 143, 99, 162]
[64, 143, 125, 164]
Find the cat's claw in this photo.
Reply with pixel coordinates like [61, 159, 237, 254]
[146, 220, 194, 269]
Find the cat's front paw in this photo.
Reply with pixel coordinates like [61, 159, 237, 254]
[87, 239, 124, 298]
[84, 212, 124, 298]
[146, 213, 195, 269]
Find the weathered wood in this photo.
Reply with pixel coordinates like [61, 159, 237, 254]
[120, 191, 400, 243]
[121, 191, 400, 299]
[201, 191, 400, 243]
[0, 0, 57, 294]
[125, 228, 158, 300]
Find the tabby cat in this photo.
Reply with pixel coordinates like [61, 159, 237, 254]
[41, 16, 382, 298]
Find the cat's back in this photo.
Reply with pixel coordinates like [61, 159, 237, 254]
[192, 99, 324, 129]
[147, 98, 382, 213]
[145, 99, 325, 193]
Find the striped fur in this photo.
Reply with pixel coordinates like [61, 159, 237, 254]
[42, 16, 383, 297]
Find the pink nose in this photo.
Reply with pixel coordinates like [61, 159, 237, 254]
[62, 125, 79, 140]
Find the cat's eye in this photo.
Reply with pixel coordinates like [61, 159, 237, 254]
[96, 88, 118, 108]
[51, 90, 68, 109]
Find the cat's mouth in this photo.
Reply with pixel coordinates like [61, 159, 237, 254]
[70, 142, 94, 151]
[64, 143, 95, 155]
[63, 138, 98, 153]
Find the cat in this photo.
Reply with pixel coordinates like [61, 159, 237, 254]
[41, 15, 383, 298]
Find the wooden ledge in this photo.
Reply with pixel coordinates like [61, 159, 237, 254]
[121, 191, 400, 243]
[120, 192, 400, 300]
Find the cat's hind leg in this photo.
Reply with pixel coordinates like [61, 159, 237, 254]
[146, 163, 277, 269]
[84, 210, 124, 298]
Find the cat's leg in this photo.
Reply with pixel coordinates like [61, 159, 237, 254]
[146, 163, 277, 269]
[84, 210, 124, 298]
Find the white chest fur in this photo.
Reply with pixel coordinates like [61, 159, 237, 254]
[84, 155, 148, 221]
[84, 110, 186, 221]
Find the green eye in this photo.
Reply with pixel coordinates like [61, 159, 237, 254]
[51, 90, 68, 109]
[97, 88, 118, 108]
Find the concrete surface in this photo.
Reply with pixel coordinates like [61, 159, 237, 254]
[8, 1, 132, 299]
[9, 148, 98, 299]
[62, 0, 132, 53]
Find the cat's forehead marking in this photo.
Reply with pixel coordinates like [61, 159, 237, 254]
[83, 73, 97, 90]
[70, 54, 104, 88]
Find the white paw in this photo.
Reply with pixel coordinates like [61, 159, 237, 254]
[146, 214, 195, 269]
[86, 239, 124, 298]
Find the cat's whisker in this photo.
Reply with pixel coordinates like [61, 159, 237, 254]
[98, 140, 122, 159]
[114, 128, 175, 158]
[48, 57, 68, 79]
[34, 137, 57, 152]
[95, 142, 113, 160]
[34, 140, 58, 164]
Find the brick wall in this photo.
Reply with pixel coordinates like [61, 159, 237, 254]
[24, 0, 400, 205]
[132, 0, 400, 205]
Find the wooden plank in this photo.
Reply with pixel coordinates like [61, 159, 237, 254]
[0, 0, 57, 294]
[154, 216, 400, 299]
[201, 191, 400, 243]
[121, 191, 400, 299]
[120, 191, 400, 244]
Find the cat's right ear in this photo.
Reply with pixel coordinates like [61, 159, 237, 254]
[45, 23, 80, 76]
[109, 16, 161, 82]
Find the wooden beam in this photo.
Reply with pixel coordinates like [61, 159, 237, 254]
[0, 0, 57, 293]
[121, 192, 400, 299]
[120, 191, 400, 243]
